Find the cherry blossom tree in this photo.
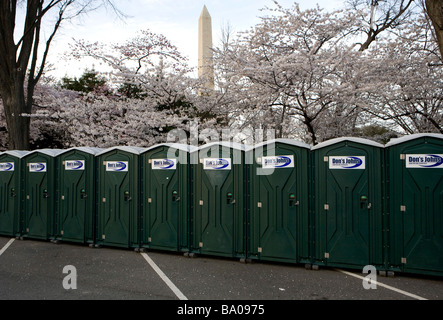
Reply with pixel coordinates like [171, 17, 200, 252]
[347, 0, 415, 51]
[2, 1, 439, 151]
[0, 0, 121, 150]
[69, 28, 229, 143]
[211, 1, 441, 144]
[357, 14, 443, 134]
[212, 3, 366, 144]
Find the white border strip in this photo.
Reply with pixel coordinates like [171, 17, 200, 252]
[336, 269, 428, 300]
[141, 252, 188, 300]
[0, 238, 15, 257]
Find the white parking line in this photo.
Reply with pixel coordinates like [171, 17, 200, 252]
[140, 252, 188, 300]
[336, 268, 428, 300]
[0, 238, 15, 257]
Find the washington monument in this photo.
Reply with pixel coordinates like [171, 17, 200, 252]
[198, 5, 214, 92]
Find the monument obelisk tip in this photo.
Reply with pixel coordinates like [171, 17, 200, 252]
[198, 5, 214, 94]
[201, 5, 209, 16]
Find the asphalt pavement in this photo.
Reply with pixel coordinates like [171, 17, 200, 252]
[1, 236, 442, 314]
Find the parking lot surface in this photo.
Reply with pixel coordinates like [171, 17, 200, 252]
[1, 236, 442, 306]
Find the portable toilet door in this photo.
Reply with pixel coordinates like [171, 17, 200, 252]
[191, 142, 248, 259]
[386, 133, 443, 277]
[96, 146, 144, 249]
[247, 139, 311, 264]
[0, 151, 29, 237]
[312, 138, 385, 271]
[23, 149, 63, 241]
[140, 143, 195, 253]
[55, 147, 102, 245]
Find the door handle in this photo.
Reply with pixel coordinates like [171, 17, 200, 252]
[226, 192, 235, 204]
[360, 195, 368, 209]
[172, 191, 181, 202]
[289, 194, 299, 207]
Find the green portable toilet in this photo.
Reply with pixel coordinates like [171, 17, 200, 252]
[55, 147, 102, 245]
[140, 143, 196, 253]
[22, 149, 64, 241]
[191, 142, 249, 260]
[311, 138, 384, 271]
[247, 139, 311, 264]
[96, 146, 144, 249]
[386, 133, 443, 277]
[0, 151, 29, 237]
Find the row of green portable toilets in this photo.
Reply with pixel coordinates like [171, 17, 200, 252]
[0, 134, 442, 277]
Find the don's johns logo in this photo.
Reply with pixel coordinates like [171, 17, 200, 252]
[203, 158, 231, 170]
[29, 163, 47, 172]
[406, 154, 443, 169]
[65, 160, 85, 171]
[329, 156, 366, 170]
[261, 155, 294, 169]
[152, 159, 177, 170]
[0, 162, 14, 172]
[106, 161, 129, 172]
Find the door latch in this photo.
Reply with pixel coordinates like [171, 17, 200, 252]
[289, 193, 299, 206]
[172, 190, 181, 202]
[360, 195, 368, 209]
[227, 192, 235, 204]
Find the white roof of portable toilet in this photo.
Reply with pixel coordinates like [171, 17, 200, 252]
[253, 138, 311, 150]
[385, 133, 443, 147]
[311, 137, 384, 151]
[0, 150, 31, 158]
[58, 147, 104, 156]
[96, 146, 147, 157]
[194, 141, 253, 153]
[25, 149, 65, 157]
[142, 143, 198, 153]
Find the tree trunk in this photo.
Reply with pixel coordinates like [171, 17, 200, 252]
[1, 83, 31, 150]
[426, 0, 443, 59]
[0, 0, 39, 151]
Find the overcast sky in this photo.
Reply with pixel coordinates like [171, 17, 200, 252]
[45, 0, 346, 79]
